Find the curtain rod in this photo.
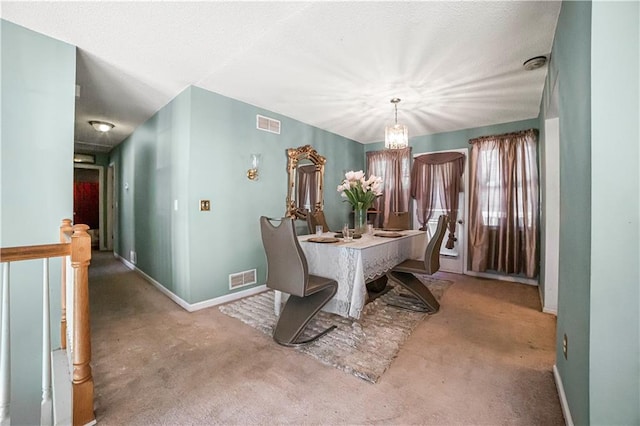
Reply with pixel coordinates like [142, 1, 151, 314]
[468, 128, 538, 144]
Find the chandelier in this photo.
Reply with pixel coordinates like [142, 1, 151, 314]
[384, 98, 408, 149]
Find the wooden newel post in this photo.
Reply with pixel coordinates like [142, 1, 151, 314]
[59, 219, 72, 350]
[70, 224, 95, 426]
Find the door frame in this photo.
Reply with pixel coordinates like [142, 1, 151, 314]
[74, 163, 106, 250]
[106, 163, 115, 251]
[412, 147, 469, 274]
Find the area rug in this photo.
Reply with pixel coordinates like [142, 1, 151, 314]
[219, 275, 451, 384]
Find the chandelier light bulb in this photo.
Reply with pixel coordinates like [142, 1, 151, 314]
[384, 98, 408, 149]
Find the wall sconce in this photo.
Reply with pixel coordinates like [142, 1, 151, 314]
[247, 154, 261, 181]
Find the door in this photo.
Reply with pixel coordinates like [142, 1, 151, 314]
[412, 148, 468, 274]
[74, 164, 105, 249]
[73, 167, 100, 249]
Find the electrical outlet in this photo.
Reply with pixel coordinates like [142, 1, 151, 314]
[562, 333, 568, 359]
[200, 200, 211, 211]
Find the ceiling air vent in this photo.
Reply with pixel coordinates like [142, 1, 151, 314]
[229, 269, 257, 289]
[256, 114, 281, 134]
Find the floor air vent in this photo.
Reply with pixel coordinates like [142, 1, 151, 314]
[256, 114, 281, 134]
[229, 269, 257, 289]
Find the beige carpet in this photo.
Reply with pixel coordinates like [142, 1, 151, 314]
[89, 251, 564, 425]
[219, 278, 450, 383]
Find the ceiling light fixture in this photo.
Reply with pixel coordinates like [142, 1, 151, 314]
[385, 98, 408, 149]
[89, 120, 115, 132]
[523, 55, 547, 71]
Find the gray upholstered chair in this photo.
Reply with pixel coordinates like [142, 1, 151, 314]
[306, 210, 332, 234]
[385, 211, 411, 230]
[260, 216, 338, 346]
[387, 214, 449, 314]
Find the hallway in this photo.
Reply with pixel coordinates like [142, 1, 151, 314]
[88, 250, 564, 425]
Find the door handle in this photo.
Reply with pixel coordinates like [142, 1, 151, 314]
[457, 220, 463, 224]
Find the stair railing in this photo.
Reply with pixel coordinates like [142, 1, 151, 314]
[0, 219, 94, 426]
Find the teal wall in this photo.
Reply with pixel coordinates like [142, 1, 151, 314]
[545, 2, 640, 423]
[590, 2, 639, 424]
[364, 118, 539, 154]
[110, 87, 192, 296]
[0, 20, 76, 425]
[547, 2, 592, 424]
[111, 86, 363, 304]
[113, 85, 540, 306]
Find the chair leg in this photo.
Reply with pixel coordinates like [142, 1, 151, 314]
[387, 271, 440, 314]
[273, 285, 337, 347]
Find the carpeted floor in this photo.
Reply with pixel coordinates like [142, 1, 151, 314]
[89, 251, 564, 425]
[219, 278, 450, 383]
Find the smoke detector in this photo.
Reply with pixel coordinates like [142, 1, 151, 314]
[523, 55, 548, 71]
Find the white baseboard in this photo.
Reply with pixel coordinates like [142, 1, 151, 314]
[539, 285, 558, 315]
[52, 349, 71, 426]
[114, 253, 267, 312]
[116, 253, 135, 270]
[553, 364, 573, 426]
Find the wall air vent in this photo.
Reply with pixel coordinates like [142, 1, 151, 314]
[256, 114, 281, 134]
[229, 269, 257, 289]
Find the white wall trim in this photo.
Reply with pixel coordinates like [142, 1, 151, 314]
[114, 253, 267, 312]
[465, 270, 538, 286]
[51, 349, 71, 426]
[116, 252, 135, 270]
[106, 162, 115, 251]
[553, 365, 574, 426]
[540, 285, 558, 315]
[542, 115, 560, 314]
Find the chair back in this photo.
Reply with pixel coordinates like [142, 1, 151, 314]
[386, 211, 410, 230]
[423, 215, 449, 274]
[306, 210, 331, 233]
[260, 216, 308, 297]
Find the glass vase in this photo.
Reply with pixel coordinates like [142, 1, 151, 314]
[354, 207, 367, 235]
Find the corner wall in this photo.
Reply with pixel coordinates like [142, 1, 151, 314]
[546, 2, 640, 423]
[111, 86, 364, 305]
[0, 20, 76, 425]
[545, 2, 593, 424]
[589, 2, 639, 423]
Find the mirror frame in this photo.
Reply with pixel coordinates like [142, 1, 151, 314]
[285, 145, 326, 219]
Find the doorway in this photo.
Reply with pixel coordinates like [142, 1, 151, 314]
[412, 148, 468, 274]
[74, 164, 105, 250]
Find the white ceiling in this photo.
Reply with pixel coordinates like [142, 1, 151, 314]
[1, 1, 562, 153]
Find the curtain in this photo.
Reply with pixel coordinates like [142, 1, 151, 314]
[468, 129, 539, 278]
[411, 152, 465, 249]
[366, 147, 412, 228]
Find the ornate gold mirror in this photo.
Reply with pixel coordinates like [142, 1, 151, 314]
[286, 145, 326, 219]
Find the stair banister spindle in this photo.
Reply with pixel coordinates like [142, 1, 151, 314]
[41, 259, 53, 426]
[0, 263, 10, 426]
[60, 218, 72, 350]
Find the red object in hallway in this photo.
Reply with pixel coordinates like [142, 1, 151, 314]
[74, 181, 99, 229]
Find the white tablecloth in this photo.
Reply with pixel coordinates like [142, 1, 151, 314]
[290, 230, 426, 319]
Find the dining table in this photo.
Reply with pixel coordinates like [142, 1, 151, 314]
[273, 229, 426, 319]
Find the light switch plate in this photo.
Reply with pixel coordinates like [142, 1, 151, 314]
[200, 200, 211, 211]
